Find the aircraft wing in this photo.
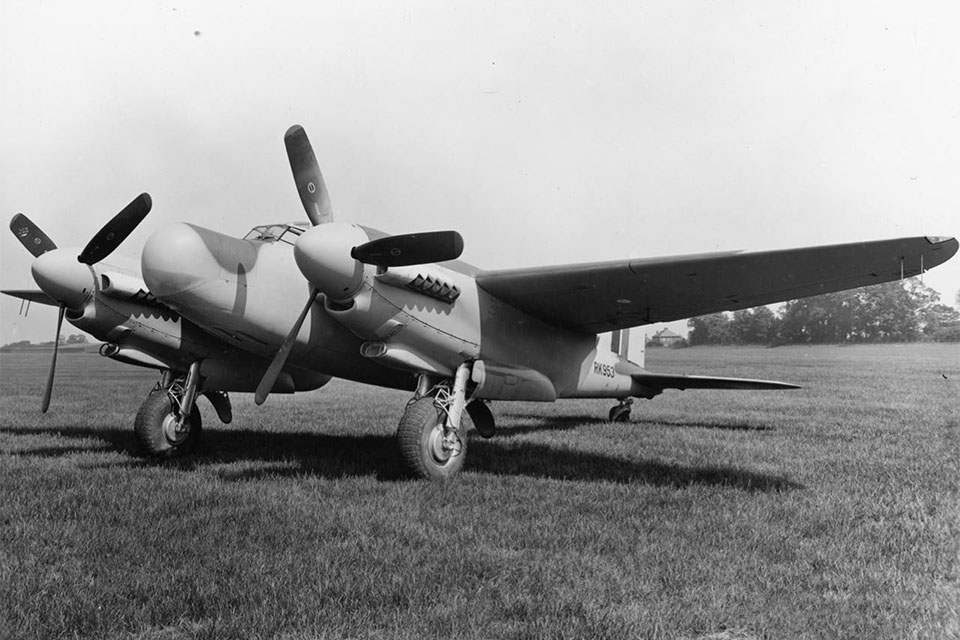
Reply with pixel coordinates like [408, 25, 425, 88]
[475, 236, 958, 333]
[1, 289, 59, 307]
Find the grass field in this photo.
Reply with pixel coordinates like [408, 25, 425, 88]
[1, 344, 958, 639]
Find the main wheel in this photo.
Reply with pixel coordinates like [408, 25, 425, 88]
[397, 396, 467, 480]
[134, 388, 202, 458]
[608, 405, 631, 423]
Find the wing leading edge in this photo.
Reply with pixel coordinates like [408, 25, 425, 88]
[476, 236, 958, 333]
[1, 289, 58, 306]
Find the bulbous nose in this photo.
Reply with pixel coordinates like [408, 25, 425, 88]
[142, 223, 222, 298]
[31, 249, 96, 309]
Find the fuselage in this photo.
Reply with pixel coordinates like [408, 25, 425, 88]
[134, 221, 639, 400]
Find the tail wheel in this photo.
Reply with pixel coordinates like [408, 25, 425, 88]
[134, 388, 202, 458]
[608, 404, 631, 423]
[397, 395, 467, 479]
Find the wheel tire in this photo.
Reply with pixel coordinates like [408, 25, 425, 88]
[608, 405, 631, 423]
[397, 396, 467, 480]
[134, 388, 202, 458]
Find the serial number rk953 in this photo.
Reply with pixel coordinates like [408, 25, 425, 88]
[593, 362, 616, 378]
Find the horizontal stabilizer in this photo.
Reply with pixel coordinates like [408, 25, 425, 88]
[2, 289, 59, 306]
[632, 371, 800, 392]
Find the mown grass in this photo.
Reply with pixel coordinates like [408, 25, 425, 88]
[1, 344, 957, 639]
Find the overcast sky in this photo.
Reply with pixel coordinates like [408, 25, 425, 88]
[2, 1, 958, 346]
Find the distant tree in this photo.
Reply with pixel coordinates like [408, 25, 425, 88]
[778, 280, 939, 344]
[687, 312, 732, 345]
[905, 280, 960, 336]
[904, 279, 941, 309]
[858, 281, 921, 342]
[778, 290, 859, 344]
[932, 325, 960, 342]
[921, 304, 960, 335]
[729, 309, 752, 345]
[66, 334, 88, 344]
[0, 340, 32, 351]
[752, 306, 779, 343]
[730, 306, 779, 344]
[689, 280, 952, 346]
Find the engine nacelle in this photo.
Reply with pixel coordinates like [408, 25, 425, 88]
[294, 223, 369, 304]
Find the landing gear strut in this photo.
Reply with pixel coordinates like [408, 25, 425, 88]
[135, 361, 204, 458]
[397, 363, 472, 479]
[608, 397, 633, 423]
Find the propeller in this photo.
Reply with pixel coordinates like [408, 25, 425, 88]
[285, 125, 334, 226]
[41, 304, 66, 413]
[254, 288, 318, 405]
[255, 125, 467, 404]
[10, 213, 57, 257]
[9, 194, 153, 411]
[255, 125, 334, 403]
[78, 193, 152, 264]
[351, 230, 464, 267]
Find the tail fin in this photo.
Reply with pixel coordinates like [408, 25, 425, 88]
[609, 328, 645, 369]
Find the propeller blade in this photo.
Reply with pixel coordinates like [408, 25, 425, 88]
[41, 303, 66, 413]
[77, 193, 152, 265]
[350, 231, 464, 267]
[285, 125, 333, 226]
[10, 213, 57, 258]
[255, 288, 318, 405]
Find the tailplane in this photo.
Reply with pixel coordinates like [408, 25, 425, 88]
[608, 327, 645, 369]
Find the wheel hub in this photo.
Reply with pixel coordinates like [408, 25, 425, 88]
[428, 424, 461, 464]
[161, 412, 191, 445]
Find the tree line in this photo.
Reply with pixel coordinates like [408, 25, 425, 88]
[1, 334, 89, 350]
[687, 280, 960, 345]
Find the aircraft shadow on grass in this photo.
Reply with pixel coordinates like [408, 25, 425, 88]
[3, 421, 800, 492]
[499, 412, 774, 434]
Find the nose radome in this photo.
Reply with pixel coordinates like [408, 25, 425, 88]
[142, 223, 222, 298]
[31, 249, 96, 309]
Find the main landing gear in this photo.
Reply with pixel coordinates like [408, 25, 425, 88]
[397, 362, 495, 479]
[134, 361, 232, 459]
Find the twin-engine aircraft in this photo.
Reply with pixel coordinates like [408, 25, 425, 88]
[4, 125, 957, 478]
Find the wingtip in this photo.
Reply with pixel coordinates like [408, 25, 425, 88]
[926, 235, 959, 263]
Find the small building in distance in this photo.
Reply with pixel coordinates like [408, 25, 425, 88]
[649, 328, 683, 347]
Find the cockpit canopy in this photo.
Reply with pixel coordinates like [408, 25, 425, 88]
[243, 223, 308, 246]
